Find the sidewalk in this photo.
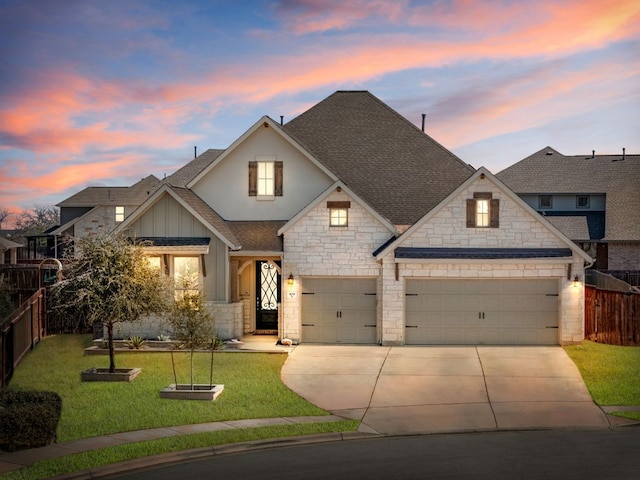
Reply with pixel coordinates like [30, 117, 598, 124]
[0, 415, 348, 474]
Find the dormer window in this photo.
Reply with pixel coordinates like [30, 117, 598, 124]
[249, 157, 283, 198]
[328, 201, 350, 227]
[467, 193, 499, 228]
[115, 206, 125, 222]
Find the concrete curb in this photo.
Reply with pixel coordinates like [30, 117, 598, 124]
[51, 431, 381, 480]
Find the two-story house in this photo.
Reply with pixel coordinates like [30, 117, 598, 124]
[57, 91, 592, 345]
[497, 147, 640, 280]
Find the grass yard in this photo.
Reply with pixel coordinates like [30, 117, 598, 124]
[565, 340, 640, 420]
[0, 422, 359, 480]
[6, 334, 328, 442]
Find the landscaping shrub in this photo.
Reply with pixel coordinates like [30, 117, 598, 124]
[0, 390, 62, 452]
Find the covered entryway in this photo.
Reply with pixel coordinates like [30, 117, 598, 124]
[405, 279, 559, 345]
[302, 278, 377, 344]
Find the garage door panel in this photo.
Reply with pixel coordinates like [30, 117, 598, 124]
[302, 278, 377, 344]
[405, 279, 559, 345]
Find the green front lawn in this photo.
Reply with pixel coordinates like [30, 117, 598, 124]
[7, 334, 327, 442]
[565, 340, 640, 420]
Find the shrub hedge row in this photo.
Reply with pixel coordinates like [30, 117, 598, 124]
[0, 390, 62, 452]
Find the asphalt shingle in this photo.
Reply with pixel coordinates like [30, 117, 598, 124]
[497, 147, 640, 241]
[283, 91, 475, 226]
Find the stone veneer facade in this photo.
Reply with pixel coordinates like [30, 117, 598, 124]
[282, 176, 587, 345]
[282, 190, 394, 342]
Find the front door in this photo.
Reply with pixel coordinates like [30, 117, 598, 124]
[255, 261, 280, 333]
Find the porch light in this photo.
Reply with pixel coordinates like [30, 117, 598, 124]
[287, 273, 294, 286]
[573, 275, 580, 287]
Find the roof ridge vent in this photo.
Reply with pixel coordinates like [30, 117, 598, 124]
[613, 147, 626, 162]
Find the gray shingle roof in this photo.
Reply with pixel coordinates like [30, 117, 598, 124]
[165, 149, 225, 187]
[57, 175, 161, 207]
[497, 147, 640, 241]
[283, 91, 475, 226]
[545, 216, 591, 241]
[226, 221, 286, 252]
[169, 187, 240, 248]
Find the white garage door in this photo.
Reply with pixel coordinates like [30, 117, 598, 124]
[405, 279, 559, 345]
[302, 278, 377, 344]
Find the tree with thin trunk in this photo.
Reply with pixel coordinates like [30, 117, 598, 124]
[49, 233, 169, 372]
[167, 280, 215, 389]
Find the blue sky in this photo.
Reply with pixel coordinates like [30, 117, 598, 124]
[1, 0, 638, 224]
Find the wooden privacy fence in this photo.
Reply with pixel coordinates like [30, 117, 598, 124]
[1, 288, 46, 388]
[585, 285, 640, 346]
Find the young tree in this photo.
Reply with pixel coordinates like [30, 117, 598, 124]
[49, 233, 169, 372]
[167, 281, 215, 389]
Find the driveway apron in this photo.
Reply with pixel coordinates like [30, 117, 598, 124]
[280, 345, 610, 435]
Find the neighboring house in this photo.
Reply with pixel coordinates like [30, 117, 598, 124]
[497, 147, 640, 273]
[0, 236, 21, 264]
[58, 91, 592, 345]
[50, 175, 161, 256]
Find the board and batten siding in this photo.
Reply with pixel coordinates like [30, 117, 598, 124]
[125, 193, 228, 302]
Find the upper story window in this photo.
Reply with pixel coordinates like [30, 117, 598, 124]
[249, 157, 283, 198]
[538, 195, 552, 209]
[258, 161, 274, 196]
[327, 201, 350, 227]
[115, 206, 125, 222]
[476, 199, 489, 227]
[576, 195, 590, 209]
[467, 192, 499, 228]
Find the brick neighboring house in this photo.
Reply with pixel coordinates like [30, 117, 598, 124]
[56, 91, 592, 345]
[497, 147, 640, 281]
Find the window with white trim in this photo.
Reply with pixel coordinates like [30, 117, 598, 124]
[257, 161, 274, 196]
[248, 158, 283, 198]
[115, 206, 125, 222]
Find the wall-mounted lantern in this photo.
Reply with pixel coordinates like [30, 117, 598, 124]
[287, 273, 294, 286]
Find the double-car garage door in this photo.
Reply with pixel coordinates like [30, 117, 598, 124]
[301, 278, 377, 344]
[300, 277, 559, 345]
[405, 279, 559, 345]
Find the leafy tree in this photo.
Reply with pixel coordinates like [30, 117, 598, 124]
[167, 281, 216, 388]
[49, 233, 170, 372]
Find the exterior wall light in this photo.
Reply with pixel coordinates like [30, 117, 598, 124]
[573, 275, 580, 287]
[287, 273, 294, 286]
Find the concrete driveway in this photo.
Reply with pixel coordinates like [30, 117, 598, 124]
[281, 345, 610, 435]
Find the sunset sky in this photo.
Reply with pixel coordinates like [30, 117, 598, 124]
[1, 0, 639, 227]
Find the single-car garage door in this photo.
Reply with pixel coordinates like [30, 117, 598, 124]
[302, 278, 377, 344]
[405, 279, 559, 345]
